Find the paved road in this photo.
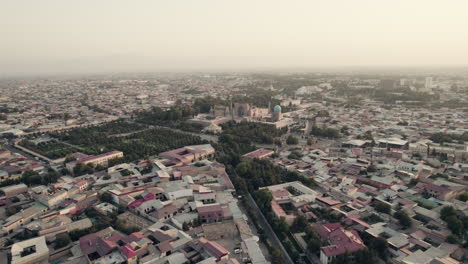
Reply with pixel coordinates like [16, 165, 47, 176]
[245, 192, 295, 264]
[165, 127, 218, 143]
[3, 143, 47, 164]
[126, 119, 219, 143]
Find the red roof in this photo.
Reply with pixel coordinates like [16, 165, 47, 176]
[128, 199, 145, 210]
[271, 189, 290, 198]
[243, 149, 274, 158]
[321, 227, 366, 257]
[197, 204, 222, 214]
[122, 232, 144, 244]
[200, 238, 229, 260]
[271, 199, 288, 217]
[316, 196, 341, 206]
[79, 234, 99, 255]
[120, 245, 137, 259]
[157, 240, 174, 253]
[313, 223, 342, 240]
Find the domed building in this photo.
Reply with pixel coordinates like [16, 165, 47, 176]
[272, 105, 283, 121]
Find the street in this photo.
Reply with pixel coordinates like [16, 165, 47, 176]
[245, 192, 295, 264]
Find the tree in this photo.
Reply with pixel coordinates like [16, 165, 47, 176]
[445, 215, 463, 236]
[182, 222, 190, 231]
[291, 215, 308, 233]
[354, 249, 374, 264]
[305, 228, 321, 254]
[4, 239, 14, 247]
[100, 192, 114, 204]
[288, 151, 303, 160]
[254, 189, 272, 211]
[6, 206, 20, 216]
[363, 234, 389, 261]
[270, 248, 284, 264]
[21, 170, 42, 186]
[373, 200, 391, 214]
[64, 154, 76, 163]
[286, 135, 298, 145]
[95, 164, 106, 172]
[394, 210, 412, 229]
[276, 217, 290, 234]
[457, 192, 468, 202]
[55, 233, 71, 249]
[73, 162, 94, 176]
[274, 139, 282, 147]
[42, 169, 59, 185]
[440, 206, 457, 222]
[446, 234, 460, 244]
[408, 178, 419, 187]
[331, 252, 350, 264]
[311, 126, 340, 138]
[115, 219, 140, 235]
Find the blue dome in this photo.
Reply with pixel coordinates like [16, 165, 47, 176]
[273, 105, 282, 112]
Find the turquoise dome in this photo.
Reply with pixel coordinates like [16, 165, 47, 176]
[273, 105, 282, 112]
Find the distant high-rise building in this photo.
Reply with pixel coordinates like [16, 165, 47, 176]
[400, 78, 406, 86]
[381, 79, 396, 90]
[425, 77, 433, 90]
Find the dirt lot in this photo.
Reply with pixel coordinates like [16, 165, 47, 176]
[117, 211, 153, 229]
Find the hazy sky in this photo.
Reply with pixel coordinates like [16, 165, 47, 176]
[1, 0, 468, 75]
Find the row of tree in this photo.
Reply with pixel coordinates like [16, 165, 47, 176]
[50, 120, 146, 147]
[49, 123, 206, 162]
[310, 126, 340, 138]
[430, 132, 468, 144]
[19, 140, 80, 159]
[21, 169, 59, 186]
[221, 121, 287, 145]
[440, 206, 468, 246]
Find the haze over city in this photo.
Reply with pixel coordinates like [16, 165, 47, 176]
[2, 0, 468, 75]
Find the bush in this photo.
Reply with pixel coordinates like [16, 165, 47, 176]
[310, 126, 340, 138]
[394, 210, 412, 229]
[288, 151, 303, 160]
[457, 192, 468, 202]
[6, 206, 20, 216]
[446, 234, 460, 244]
[54, 233, 71, 249]
[100, 192, 113, 203]
[114, 219, 140, 235]
[373, 200, 391, 214]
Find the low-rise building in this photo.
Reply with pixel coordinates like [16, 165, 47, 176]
[66, 151, 124, 172]
[0, 183, 28, 197]
[2, 202, 48, 233]
[11, 236, 49, 264]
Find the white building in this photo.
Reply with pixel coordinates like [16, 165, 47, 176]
[11, 236, 49, 264]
